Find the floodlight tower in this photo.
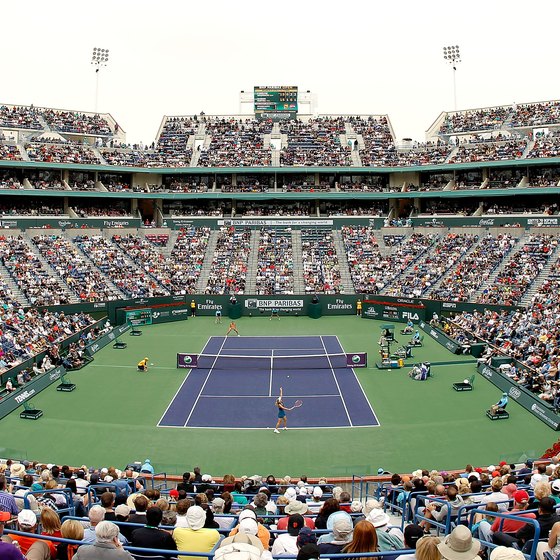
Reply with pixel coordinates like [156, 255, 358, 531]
[91, 47, 110, 113]
[443, 45, 461, 111]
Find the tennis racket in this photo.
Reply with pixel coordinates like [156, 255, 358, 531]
[293, 399, 303, 408]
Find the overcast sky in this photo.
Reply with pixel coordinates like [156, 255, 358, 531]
[2, 1, 559, 145]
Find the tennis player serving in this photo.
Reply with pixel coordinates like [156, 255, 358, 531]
[273, 387, 302, 433]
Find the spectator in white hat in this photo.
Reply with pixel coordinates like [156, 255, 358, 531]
[173, 505, 221, 559]
[307, 487, 324, 513]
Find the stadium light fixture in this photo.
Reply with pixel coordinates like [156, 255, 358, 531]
[91, 47, 110, 113]
[443, 45, 461, 110]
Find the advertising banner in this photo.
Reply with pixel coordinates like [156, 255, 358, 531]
[477, 363, 560, 430]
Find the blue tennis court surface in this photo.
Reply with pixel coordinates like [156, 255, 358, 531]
[158, 336, 379, 429]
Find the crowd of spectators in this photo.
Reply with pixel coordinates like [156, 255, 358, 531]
[429, 234, 517, 302]
[198, 118, 272, 167]
[0, 235, 71, 306]
[301, 228, 342, 294]
[385, 233, 478, 298]
[236, 202, 314, 217]
[205, 227, 251, 294]
[74, 235, 169, 298]
[477, 234, 557, 305]
[280, 117, 350, 166]
[527, 133, 560, 159]
[73, 205, 130, 218]
[0, 144, 22, 161]
[0, 308, 95, 374]
[323, 201, 387, 217]
[0, 201, 63, 216]
[0, 174, 23, 189]
[439, 107, 511, 134]
[255, 228, 294, 295]
[25, 142, 101, 165]
[337, 179, 387, 192]
[448, 140, 527, 164]
[0, 105, 42, 129]
[42, 109, 113, 136]
[156, 116, 198, 167]
[342, 228, 437, 293]
[32, 234, 121, 301]
[111, 229, 210, 295]
[510, 101, 560, 127]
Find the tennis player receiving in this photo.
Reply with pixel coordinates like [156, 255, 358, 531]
[273, 387, 303, 433]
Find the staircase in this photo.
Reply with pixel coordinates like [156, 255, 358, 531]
[22, 233, 80, 303]
[17, 144, 30, 161]
[332, 230, 356, 294]
[195, 230, 219, 292]
[244, 230, 261, 294]
[472, 234, 526, 300]
[291, 230, 305, 294]
[522, 139, 535, 159]
[520, 244, 560, 306]
[159, 229, 180, 256]
[445, 146, 459, 163]
[37, 114, 51, 132]
[92, 147, 107, 165]
[0, 263, 28, 305]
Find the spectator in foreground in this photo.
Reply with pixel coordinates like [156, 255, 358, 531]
[342, 519, 379, 558]
[438, 525, 480, 560]
[74, 521, 134, 559]
[172, 505, 220, 560]
[416, 536, 443, 560]
[56, 519, 84, 560]
[131, 506, 177, 552]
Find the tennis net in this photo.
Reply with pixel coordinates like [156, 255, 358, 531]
[178, 352, 354, 370]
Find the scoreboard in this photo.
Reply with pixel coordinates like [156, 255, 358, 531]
[125, 308, 152, 326]
[254, 86, 298, 119]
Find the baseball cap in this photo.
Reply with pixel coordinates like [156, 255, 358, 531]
[115, 504, 131, 517]
[18, 509, 37, 527]
[512, 490, 529, 504]
[0, 511, 11, 522]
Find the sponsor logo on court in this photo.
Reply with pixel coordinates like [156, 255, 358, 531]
[482, 366, 493, 379]
[531, 403, 559, 428]
[527, 218, 559, 226]
[508, 387, 521, 399]
[15, 389, 35, 404]
[478, 219, 495, 226]
[442, 302, 457, 308]
[90, 343, 100, 354]
[219, 219, 333, 227]
[49, 371, 61, 381]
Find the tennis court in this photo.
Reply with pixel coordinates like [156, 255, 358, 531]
[158, 335, 379, 429]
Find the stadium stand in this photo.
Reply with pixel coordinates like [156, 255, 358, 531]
[255, 228, 294, 295]
[301, 228, 342, 294]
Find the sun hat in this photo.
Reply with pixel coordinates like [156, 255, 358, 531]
[115, 504, 131, 517]
[490, 546, 525, 560]
[332, 516, 353, 543]
[285, 487, 297, 499]
[186, 505, 206, 530]
[10, 463, 25, 478]
[215, 542, 262, 560]
[437, 525, 480, 560]
[220, 533, 264, 553]
[367, 508, 391, 528]
[350, 500, 363, 512]
[285, 499, 308, 515]
[552, 480, 560, 493]
[238, 509, 257, 523]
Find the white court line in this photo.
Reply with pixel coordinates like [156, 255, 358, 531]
[320, 335, 353, 427]
[334, 334, 381, 428]
[199, 394, 340, 398]
[183, 337, 227, 427]
[268, 350, 274, 397]
[157, 424, 376, 430]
